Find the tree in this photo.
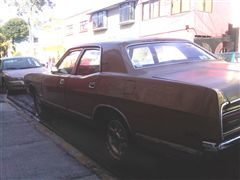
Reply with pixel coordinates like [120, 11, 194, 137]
[4, 0, 55, 16]
[1, 18, 29, 44]
[0, 33, 10, 57]
[4, 0, 55, 44]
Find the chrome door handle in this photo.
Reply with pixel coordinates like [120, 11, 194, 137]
[88, 82, 96, 89]
[59, 79, 64, 85]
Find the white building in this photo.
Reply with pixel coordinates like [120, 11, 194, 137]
[38, 0, 240, 60]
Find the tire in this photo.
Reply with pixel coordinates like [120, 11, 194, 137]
[106, 116, 130, 161]
[1, 80, 8, 94]
[2, 80, 14, 95]
[33, 92, 48, 119]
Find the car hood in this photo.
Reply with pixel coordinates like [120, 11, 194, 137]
[151, 61, 240, 102]
[3, 67, 47, 78]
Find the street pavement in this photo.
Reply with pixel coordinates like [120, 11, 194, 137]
[0, 94, 102, 180]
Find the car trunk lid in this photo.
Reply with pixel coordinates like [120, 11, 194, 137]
[151, 61, 240, 102]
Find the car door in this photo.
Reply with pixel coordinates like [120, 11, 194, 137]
[42, 49, 82, 109]
[66, 48, 101, 118]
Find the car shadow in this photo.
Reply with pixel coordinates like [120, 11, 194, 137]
[39, 109, 240, 179]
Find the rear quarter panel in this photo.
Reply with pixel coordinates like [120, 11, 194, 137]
[96, 73, 221, 149]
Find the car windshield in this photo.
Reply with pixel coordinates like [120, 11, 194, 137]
[2, 57, 42, 70]
[127, 42, 216, 69]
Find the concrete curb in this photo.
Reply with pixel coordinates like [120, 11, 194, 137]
[7, 97, 117, 180]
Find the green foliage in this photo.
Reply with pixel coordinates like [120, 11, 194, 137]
[0, 33, 10, 57]
[4, 0, 55, 16]
[1, 18, 29, 43]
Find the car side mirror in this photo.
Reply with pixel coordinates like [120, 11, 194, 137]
[51, 66, 58, 73]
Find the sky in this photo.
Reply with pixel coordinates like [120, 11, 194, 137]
[51, 0, 123, 18]
[0, 0, 100, 23]
[0, 0, 122, 22]
[0, 0, 239, 26]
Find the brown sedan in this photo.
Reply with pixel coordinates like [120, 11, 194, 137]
[24, 38, 240, 161]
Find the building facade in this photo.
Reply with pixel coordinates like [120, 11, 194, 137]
[38, 0, 239, 61]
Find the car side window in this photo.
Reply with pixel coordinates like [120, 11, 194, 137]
[129, 46, 154, 68]
[76, 49, 101, 75]
[58, 51, 81, 74]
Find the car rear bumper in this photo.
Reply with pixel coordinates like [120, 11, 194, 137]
[202, 135, 240, 152]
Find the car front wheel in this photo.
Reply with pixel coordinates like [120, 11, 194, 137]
[1, 80, 8, 94]
[33, 92, 47, 119]
[106, 117, 129, 161]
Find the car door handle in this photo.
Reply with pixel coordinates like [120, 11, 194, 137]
[59, 79, 64, 85]
[88, 82, 96, 89]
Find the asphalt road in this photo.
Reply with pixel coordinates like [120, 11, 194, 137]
[7, 92, 240, 179]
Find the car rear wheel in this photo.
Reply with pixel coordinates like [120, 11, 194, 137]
[106, 117, 129, 161]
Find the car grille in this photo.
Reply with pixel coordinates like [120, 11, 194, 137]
[222, 99, 240, 140]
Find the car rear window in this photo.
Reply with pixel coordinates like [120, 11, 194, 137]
[127, 42, 216, 69]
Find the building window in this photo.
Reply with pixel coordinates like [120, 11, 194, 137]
[171, 0, 190, 14]
[160, 0, 171, 16]
[66, 24, 73, 36]
[92, 11, 108, 30]
[79, 20, 88, 33]
[143, 0, 172, 20]
[120, 2, 135, 24]
[196, 0, 212, 12]
[143, 0, 160, 20]
[143, 2, 150, 20]
[150, 0, 160, 18]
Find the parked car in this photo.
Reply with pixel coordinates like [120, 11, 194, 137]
[24, 38, 240, 161]
[0, 56, 47, 94]
[216, 52, 240, 63]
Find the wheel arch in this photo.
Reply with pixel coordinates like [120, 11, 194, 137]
[92, 104, 133, 135]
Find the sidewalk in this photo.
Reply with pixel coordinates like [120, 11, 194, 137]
[0, 94, 102, 179]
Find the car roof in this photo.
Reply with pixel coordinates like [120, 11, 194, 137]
[0, 56, 35, 61]
[71, 37, 191, 49]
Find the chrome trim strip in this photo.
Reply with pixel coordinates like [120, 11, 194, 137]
[44, 99, 91, 119]
[221, 98, 240, 139]
[203, 135, 240, 151]
[67, 109, 91, 120]
[231, 98, 240, 104]
[223, 127, 240, 137]
[136, 133, 202, 155]
[223, 108, 240, 116]
[43, 99, 67, 111]
[220, 102, 229, 140]
[218, 135, 240, 149]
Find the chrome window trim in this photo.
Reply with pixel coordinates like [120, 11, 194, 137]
[125, 41, 216, 70]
